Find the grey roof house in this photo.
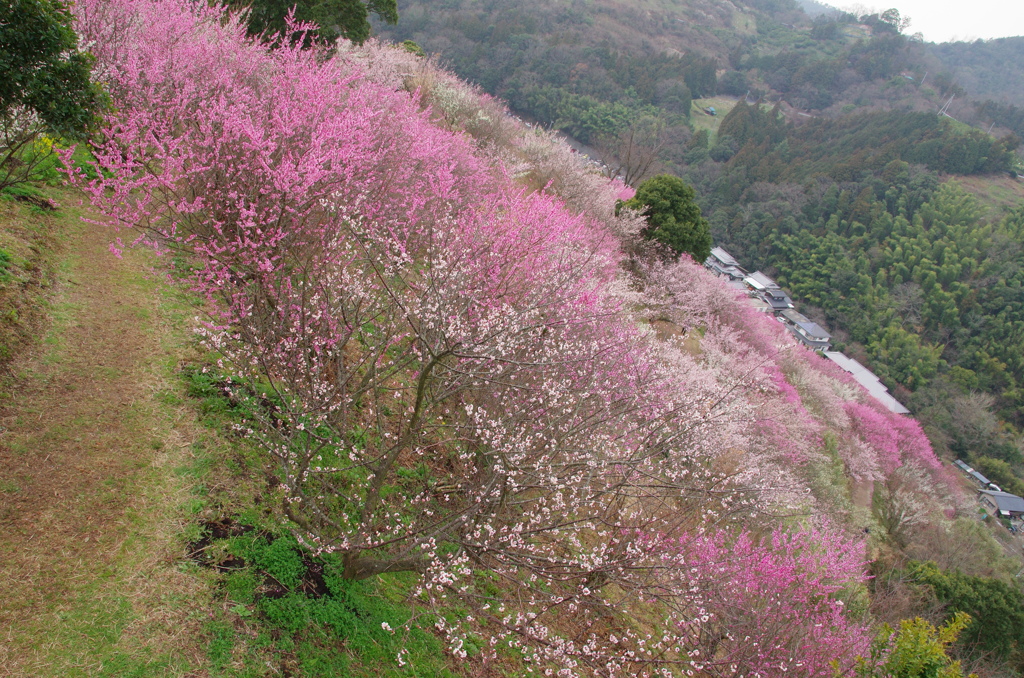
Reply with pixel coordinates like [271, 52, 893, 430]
[762, 288, 795, 312]
[743, 271, 780, 291]
[704, 247, 747, 280]
[978, 490, 1024, 518]
[780, 308, 809, 325]
[790, 320, 831, 350]
[822, 351, 910, 414]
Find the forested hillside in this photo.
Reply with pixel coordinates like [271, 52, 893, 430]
[375, 0, 1024, 143]
[375, 0, 1024, 497]
[4, 0, 1024, 675]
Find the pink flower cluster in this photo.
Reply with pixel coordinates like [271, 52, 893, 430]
[652, 523, 872, 678]
[63, 0, 946, 673]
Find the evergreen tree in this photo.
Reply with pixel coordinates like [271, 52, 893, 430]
[228, 0, 397, 44]
[0, 0, 98, 136]
[624, 174, 712, 261]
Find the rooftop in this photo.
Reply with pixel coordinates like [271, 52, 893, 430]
[969, 469, 992, 486]
[823, 351, 910, 415]
[708, 247, 740, 267]
[744, 271, 779, 291]
[781, 308, 809, 325]
[979, 490, 1024, 515]
[762, 289, 795, 310]
[795, 321, 831, 340]
[708, 262, 748, 279]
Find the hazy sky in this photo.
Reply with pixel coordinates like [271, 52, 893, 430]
[843, 0, 1024, 43]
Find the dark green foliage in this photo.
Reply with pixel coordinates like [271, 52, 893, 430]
[204, 525, 461, 676]
[400, 40, 424, 57]
[717, 71, 749, 97]
[625, 174, 711, 262]
[704, 154, 1024, 447]
[681, 57, 718, 99]
[809, 18, 840, 41]
[0, 0, 99, 137]
[253, 536, 306, 590]
[929, 37, 1024, 108]
[976, 100, 1024, 146]
[1, 0, 101, 190]
[716, 100, 787, 150]
[717, 111, 1014, 184]
[909, 561, 1024, 664]
[228, 0, 397, 45]
[376, 3, 724, 149]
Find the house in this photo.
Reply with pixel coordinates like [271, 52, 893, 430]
[823, 351, 910, 414]
[780, 308, 809, 325]
[953, 459, 997, 488]
[726, 279, 749, 294]
[978, 490, 1024, 518]
[704, 247, 747, 280]
[790, 320, 831, 350]
[743, 271, 780, 292]
[761, 288, 795, 312]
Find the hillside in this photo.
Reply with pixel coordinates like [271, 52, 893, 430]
[927, 37, 1024, 106]
[374, 0, 1024, 129]
[3, 0, 1024, 676]
[373, 0, 1024, 508]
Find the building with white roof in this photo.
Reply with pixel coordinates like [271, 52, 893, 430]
[743, 271, 780, 291]
[705, 247, 747, 280]
[823, 351, 910, 414]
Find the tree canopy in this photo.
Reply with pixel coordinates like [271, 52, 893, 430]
[0, 0, 98, 137]
[853, 614, 974, 678]
[228, 0, 397, 44]
[623, 174, 712, 262]
[909, 560, 1024, 663]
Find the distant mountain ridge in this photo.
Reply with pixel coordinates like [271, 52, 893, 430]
[377, 0, 1024, 124]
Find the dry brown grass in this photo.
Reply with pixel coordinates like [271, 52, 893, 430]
[0, 187, 212, 676]
[0, 192, 63, 371]
[954, 175, 1024, 220]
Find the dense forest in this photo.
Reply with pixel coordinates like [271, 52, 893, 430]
[684, 99, 1024, 482]
[376, 0, 1024, 144]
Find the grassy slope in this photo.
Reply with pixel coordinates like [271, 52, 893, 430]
[0, 184, 484, 677]
[0, 186, 211, 676]
[690, 96, 740, 139]
[953, 174, 1024, 219]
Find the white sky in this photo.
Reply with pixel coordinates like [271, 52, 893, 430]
[841, 0, 1024, 43]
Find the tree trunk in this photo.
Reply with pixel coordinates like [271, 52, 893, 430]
[342, 554, 427, 580]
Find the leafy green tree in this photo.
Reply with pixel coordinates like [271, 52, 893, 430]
[623, 174, 711, 261]
[849, 613, 974, 678]
[0, 0, 97, 135]
[1, 0, 100, 189]
[228, 0, 397, 45]
[718, 70, 749, 97]
[909, 561, 1024, 663]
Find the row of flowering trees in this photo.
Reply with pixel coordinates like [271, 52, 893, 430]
[67, 0, 958, 674]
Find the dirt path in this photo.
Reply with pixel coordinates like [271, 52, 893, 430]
[0, 202, 208, 676]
